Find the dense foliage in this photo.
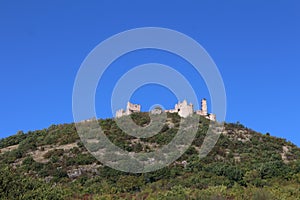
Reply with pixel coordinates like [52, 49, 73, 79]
[0, 113, 299, 199]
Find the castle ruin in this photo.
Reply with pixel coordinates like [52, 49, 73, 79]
[165, 100, 194, 118]
[116, 102, 141, 118]
[115, 98, 216, 121]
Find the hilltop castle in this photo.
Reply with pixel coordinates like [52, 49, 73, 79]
[115, 99, 216, 121]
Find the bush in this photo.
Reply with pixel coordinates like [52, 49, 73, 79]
[66, 153, 96, 166]
[43, 149, 64, 159]
[23, 156, 35, 165]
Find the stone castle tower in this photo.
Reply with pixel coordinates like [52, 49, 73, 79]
[201, 98, 207, 116]
[196, 98, 208, 116]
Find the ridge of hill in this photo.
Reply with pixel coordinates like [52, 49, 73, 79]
[0, 112, 300, 199]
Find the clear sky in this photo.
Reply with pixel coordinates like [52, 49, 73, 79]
[0, 1, 299, 146]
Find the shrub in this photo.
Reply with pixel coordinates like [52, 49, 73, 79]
[43, 149, 64, 159]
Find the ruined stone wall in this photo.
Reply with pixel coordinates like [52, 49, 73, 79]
[126, 102, 141, 115]
[116, 109, 125, 118]
[174, 100, 194, 118]
[208, 114, 216, 121]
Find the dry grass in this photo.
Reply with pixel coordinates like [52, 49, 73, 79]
[0, 144, 19, 154]
[28, 142, 78, 163]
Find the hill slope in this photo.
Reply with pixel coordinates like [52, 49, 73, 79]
[0, 113, 300, 199]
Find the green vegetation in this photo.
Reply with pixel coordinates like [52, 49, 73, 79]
[0, 113, 299, 199]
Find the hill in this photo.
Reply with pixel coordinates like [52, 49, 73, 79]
[0, 113, 300, 199]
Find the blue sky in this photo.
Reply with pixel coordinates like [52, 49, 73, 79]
[0, 1, 299, 146]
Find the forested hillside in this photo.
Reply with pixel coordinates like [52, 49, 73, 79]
[0, 113, 300, 199]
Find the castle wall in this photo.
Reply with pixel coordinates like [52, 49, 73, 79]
[174, 100, 194, 118]
[208, 114, 216, 121]
[116, 109, 125, 118]
[115, 102, 141, 118]
[126, 102, 141, 115]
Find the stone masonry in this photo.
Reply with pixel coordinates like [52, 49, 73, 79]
[116, 102, 141, 118]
